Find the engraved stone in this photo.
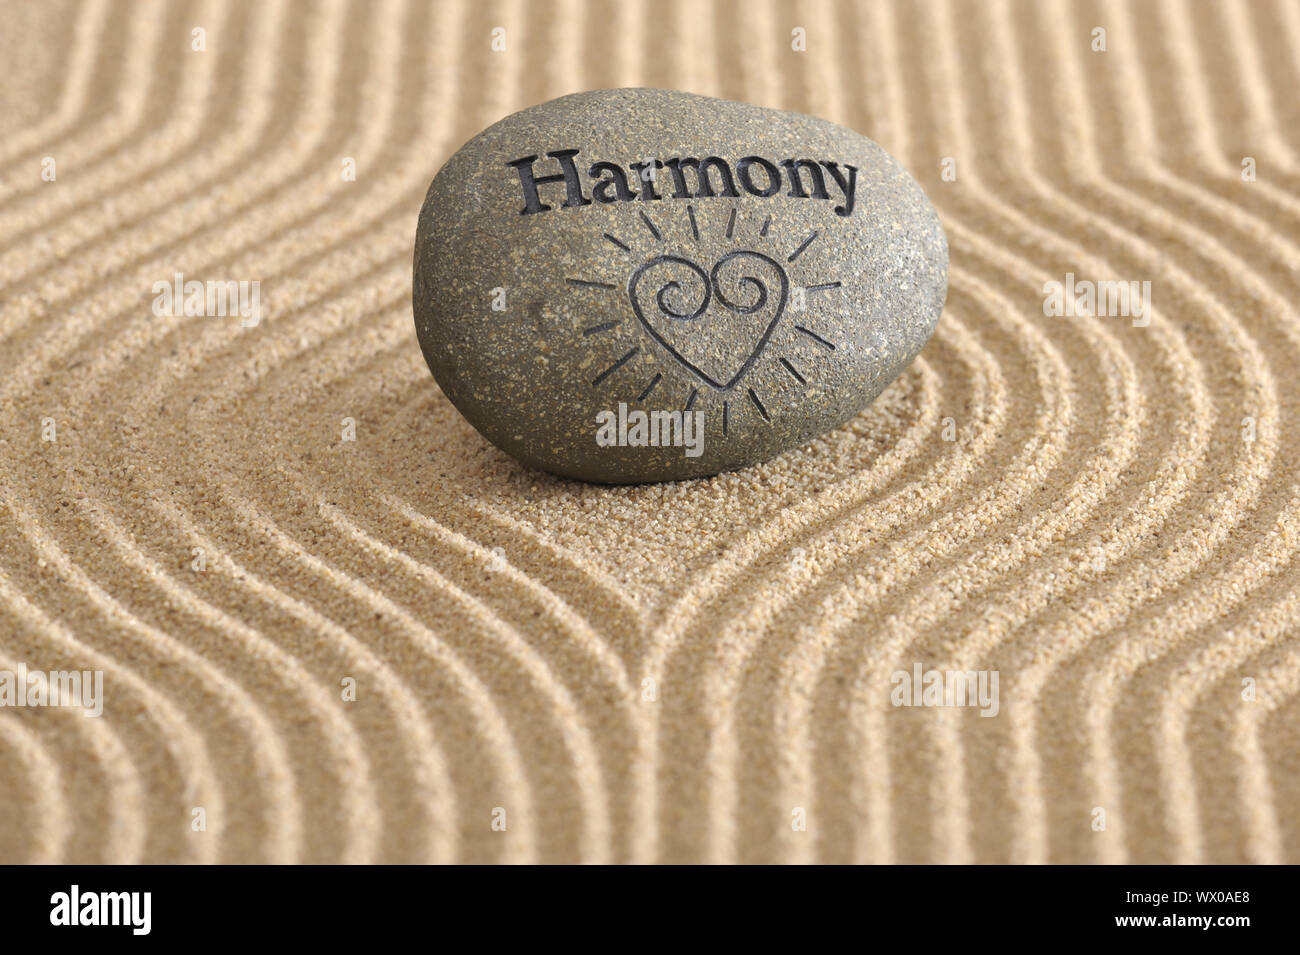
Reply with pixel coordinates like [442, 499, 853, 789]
[413, 88, 948, 483]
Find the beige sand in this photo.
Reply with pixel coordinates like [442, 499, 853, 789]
[1, 0, 1298, 864]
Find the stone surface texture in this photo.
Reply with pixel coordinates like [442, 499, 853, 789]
[413, 87, 948, 483]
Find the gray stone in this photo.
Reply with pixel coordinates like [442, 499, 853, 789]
[413, 88, 947, 484]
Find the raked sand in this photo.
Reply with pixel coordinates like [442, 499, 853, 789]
[1, 0, 1299, 863]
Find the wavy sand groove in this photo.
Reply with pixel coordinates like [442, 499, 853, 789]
[2, 0, 1299, 863]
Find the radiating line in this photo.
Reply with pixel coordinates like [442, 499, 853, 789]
[583, 322, 619, 336]
[637, 373, 662, 401]
[567, 278, 616, 290]
[603, 232, 631, 252]
[794, 325, 836, 350]
[592, 347, 639, 386]
[779, 357, 806, 384]
[787, 230, 819, 263]
[687, 204, 699, 241]
[639, 210, 662, 241]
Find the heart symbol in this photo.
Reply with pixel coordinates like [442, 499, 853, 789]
[629, 250, 789, 390]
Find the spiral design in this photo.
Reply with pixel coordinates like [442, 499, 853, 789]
[709, 250, 785, 315]
[629, 255, 711, 321]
